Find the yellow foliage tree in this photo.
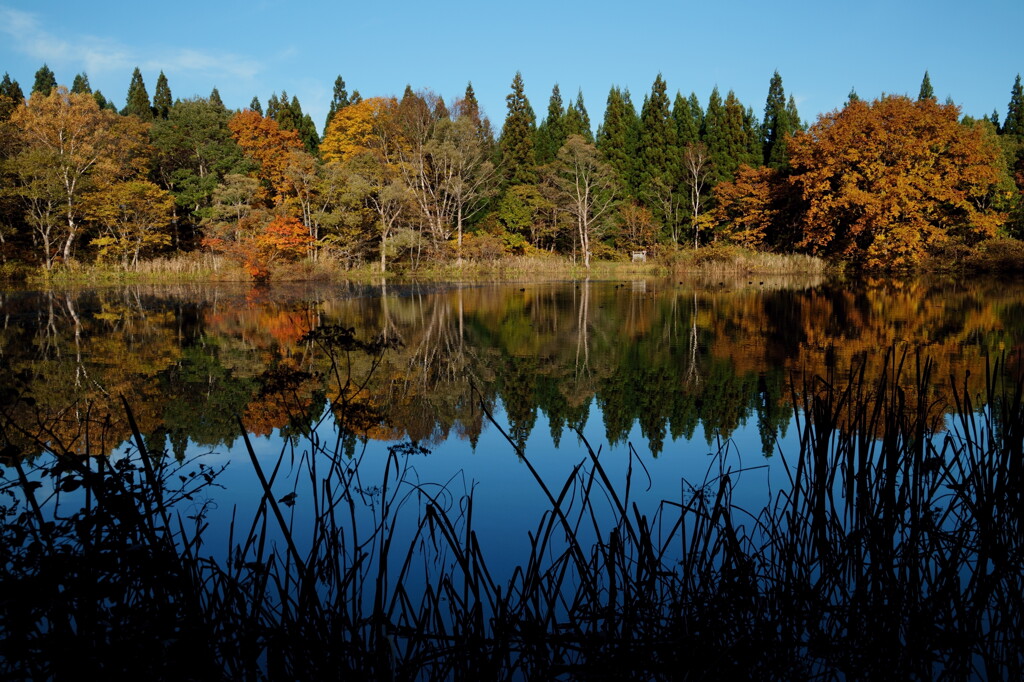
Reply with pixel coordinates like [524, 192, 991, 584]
[320, 97, 399, 164]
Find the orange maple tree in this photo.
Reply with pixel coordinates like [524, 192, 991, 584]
[787, 96, 1005, 267]
[227, 110, 304, 205]
[319, 97, 400, 164]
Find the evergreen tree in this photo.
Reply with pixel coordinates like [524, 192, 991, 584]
[673, 91, 699, 146]
[847, 87, 860, 104]
[786, 95, 802, 131]
[323, 75, 349, 135]
[71, 73, 91, 94]
[762, 71, 796, 169]
[535, 83, 565, 164]
[274, 91, 299, 131]
[597, 86, 639, 195]
[990, 109, 1001, 132]
[209, 87, 225, 111]
[266, 93, 281, 120]
[123, 67, 152, 119]
[460, 82, 480, 124]
[688, 92, 704, 140]
[701, 87, 723, 144]
[93, 91, 115, 111]
[744, 106, 762, 166]
[637, 73, 678, 190]
[499, 71, 537, 186]
[153, 71, 172, 119]
[249, 96, 263, 115]
[32, 64, 57, 95]
[562, 102, 589, 140]
[704, 88, 751, 185]
[1006, 74, 1024, 139]
[574, 89, 593, 142]
[918, 70, 935, 101]
[350, 90, 362, 105]
[0, 73, 24, 120]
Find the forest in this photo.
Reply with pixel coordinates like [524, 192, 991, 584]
[1, 65, 1023, 278]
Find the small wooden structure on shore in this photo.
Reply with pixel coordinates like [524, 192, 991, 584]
[631, 250, 647, 263]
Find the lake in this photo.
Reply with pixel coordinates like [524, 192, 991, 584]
[1, 275, 1022, 678]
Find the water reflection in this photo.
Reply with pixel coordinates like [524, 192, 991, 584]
[0, 276, 1021, 460]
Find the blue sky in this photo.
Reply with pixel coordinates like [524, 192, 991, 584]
[2, 0, 1021, 134]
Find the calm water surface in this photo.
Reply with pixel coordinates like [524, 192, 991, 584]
[1, 275, 1021, 563]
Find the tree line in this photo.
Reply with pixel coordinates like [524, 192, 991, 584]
[1, 65, 1023, 275]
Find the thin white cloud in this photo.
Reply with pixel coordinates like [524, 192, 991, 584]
[0, 4, 261, 82]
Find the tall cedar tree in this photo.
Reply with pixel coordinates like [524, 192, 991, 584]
[324, 75, 349, 135]
[460, 82, 481, 125]
[702, 88, 726, 182]
[570, 90, 593, 142]
[249, 96, 263, 115]
[153, 72, 172, 119]
[499, 72, 537, 186]
[703, 89, 754, 185]
[673, 92, 699, 147]
[1006, 75, 1024, 139]
[597, 86, 639, 195]
[32, 64, 57, 95]
[637, 74, 679, 193]
[918, 71, 935, 101]
[0, 73, 24, 120]
[688, 93, 704, 138]
[71, 73, 91, 94]
[123, 68, 152, 119]
[535, 84, 565, 164]
[209, 88, 225, 110]
[763, 71, 795, 168]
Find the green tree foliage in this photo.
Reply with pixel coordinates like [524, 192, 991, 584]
[249, 96, 262, 115]
[597, 86, 639, 195]
[499, 72, 536, 186]
[153, 71, 172, 119]
[70, 73, 91, 95]
[705, 89, 752, 185]
[637, 74, 680, 234]
[123, 67, 152, 120]
[93, 91, 116, 112]
[763, 71, 795, 168]
[209, 88, 225, 111]
[1005, 74, 1024, 139]
[32, 64, 57, 96]
[324, 75, 350, 135]
[918, 71, 935, 101]
[570, 90, 593, 142]
[0, 73, 24, 120]
[267, 91, 319, 154]
[534, 83, 565, 165]
[673, 92, 699, 147]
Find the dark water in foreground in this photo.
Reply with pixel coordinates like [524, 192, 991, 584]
[1, 275, 1023, 678]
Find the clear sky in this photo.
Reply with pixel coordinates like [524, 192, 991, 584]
[2, 0, 1021, 134]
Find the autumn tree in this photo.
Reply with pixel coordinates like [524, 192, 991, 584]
[711, 165, 789, 248]
[85, 180, 174, 267]
[8, 87, 150, 264]
[553, 135, 617, 268]
[320, 97, 399, 163]
[228, 109, 305, 205]
[788, 96, 1004, 267]
[0, 73, 24, 121]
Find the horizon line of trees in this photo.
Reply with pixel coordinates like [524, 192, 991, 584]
[1, 64, 1023, 275]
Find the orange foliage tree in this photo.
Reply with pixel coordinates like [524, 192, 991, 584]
[319, 97, 400, 164]
[788, 96, 1005, 267]
[227, 110, 304, 205]
[205, 214, 311, 282]
[712, 165, 801, 249]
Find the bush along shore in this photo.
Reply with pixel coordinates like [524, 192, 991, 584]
[1, 332, 1022, 679]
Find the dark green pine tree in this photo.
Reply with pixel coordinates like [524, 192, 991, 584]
[701, 86, 723, 146]
[249, 96, 263, 115]
[1005, 74, 1024, 139]
[989, 110, 1001, 133]
[597, 86, 639, 195]
[32, 64, 57, 96]
[0, 73, 24, 120]
[673, 91, 699, 146]
[209, 87, 225, 111]
[276, 91, 299, 131]
[847, 87, 860, 104]
[70, 73, 91, 94]
[918, 70, 935, 101]
[562, 102, 589, 140]
[93, 91, 116, 111]
[687, 92, 704, 140]
[786, 95, 802, 131]
[266, 93, 281, 120]
[153, 71, 172, 119]
[499, 71, 537, 186]
[705, 87, 749, 185]
[744, 106, 762, 167]
[123, 67, 152, 119]
[574, 89, 593, 142]
[323, 75, 349, 135]
[298, 113, 320, 154]
[637, 73, 679, 190]
[349, 90, 363, 105]
[459, 81, 480, 123]
[762, 71, 795, 169]
[534, 84, 565, 164]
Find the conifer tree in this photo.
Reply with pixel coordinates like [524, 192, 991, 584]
[324, 75, 350, 135]
[93, 91, 115, 111]
[209, 87, 225, 111]
[705, 87, 752, 185]
[574, 90, 593, 142]
[249, 96, 263, 115]
[990, 110, 1001, 132]
[350, 90, 362, 105]
[266, 93, 280, 120]
[32, 64, 57, 95]
[688, 92, 703, 139]
[460, 82, 480, 124]
[1006, 74, 1024, 139]
[673, 92, 699, 146]
[638, 74, 678, 189]
[535, 84, 565, 164]
[71, 73, 91, 94]
[153, 71, 172, 119]
[562, 102, 589, 140]
[918, 71, 935, 101]
[762, 71, 796, 169]
[597, 86, 639, 195]
[786, 95, 802, 131]
[499, 71, 537, 186]
[0, 73, 24, 120]
[123, 67, 152, 119]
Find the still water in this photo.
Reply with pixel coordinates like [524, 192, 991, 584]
[2, 275, 1019, 562]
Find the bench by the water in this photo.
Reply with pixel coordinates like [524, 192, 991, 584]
[631, 250, 647, 262]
